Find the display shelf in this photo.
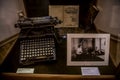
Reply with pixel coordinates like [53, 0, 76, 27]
[1, 73, 116, 80]
[0, 33, 117, 80]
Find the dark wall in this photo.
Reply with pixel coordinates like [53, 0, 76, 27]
[23, 0, 95, 18]
[23, 0, 49, 17]
[49, 0, 79, 5]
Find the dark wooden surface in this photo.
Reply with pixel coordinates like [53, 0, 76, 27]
[0, 73, 116, 80]
[0, 34, 116, 75]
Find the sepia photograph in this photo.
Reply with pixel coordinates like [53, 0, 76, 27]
[49, 5, 79, 27]
[67, 34, 110, 66]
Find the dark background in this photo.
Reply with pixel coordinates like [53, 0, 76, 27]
[23, 0, 97, 27]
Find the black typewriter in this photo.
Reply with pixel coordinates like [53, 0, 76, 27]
[15, 16, 61, 65]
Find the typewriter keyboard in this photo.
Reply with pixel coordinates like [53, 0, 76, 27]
[19, 37, 56, 65]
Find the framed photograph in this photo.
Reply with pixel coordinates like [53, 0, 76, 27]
[67, 34, 110, 66]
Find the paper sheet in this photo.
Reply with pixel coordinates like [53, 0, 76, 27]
[16, 68, 34, 73]
[49, 5, 79, 27]
[81, 67, 100, 75]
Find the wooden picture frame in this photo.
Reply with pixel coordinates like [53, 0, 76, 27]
[67, 34, 110, 66]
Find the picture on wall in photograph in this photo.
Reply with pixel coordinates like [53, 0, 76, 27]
[67, 34, 110, 66]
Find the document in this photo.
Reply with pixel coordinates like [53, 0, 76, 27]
[49, 5, 64, 27]
[16, 68, 34, 73]
[49, 5, 79, 27]
[81, 67, 100, 75]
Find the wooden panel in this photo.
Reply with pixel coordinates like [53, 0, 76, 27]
[0, 34, 18, 65]
[1, 73, 116, 80]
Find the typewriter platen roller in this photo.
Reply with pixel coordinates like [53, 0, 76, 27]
[15, 16, 62, 28]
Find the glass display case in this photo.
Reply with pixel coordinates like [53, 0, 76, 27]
[0, 0, 119, 80]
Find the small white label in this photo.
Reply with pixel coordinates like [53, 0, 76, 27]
[81, 67, 100, 75]
[16, 68, 34, 73]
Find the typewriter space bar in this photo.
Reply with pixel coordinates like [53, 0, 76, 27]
[30, 56, 54, 60]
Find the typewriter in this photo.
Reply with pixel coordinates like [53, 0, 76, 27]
[15, 16, 61, 65]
